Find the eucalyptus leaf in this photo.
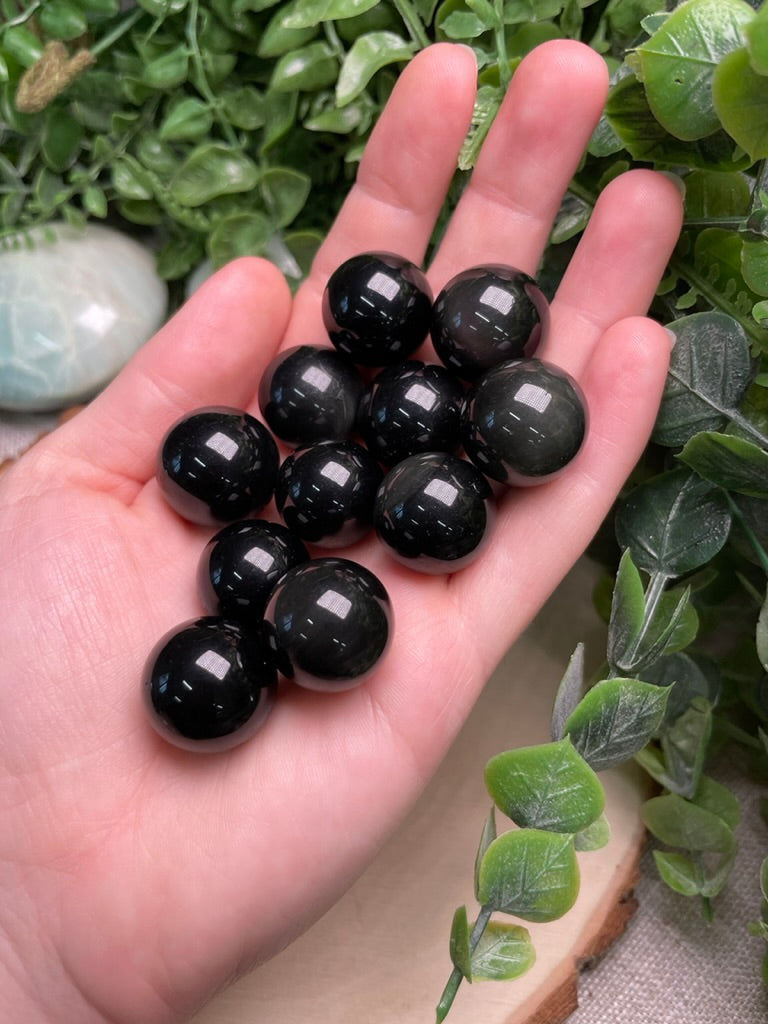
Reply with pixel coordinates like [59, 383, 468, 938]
[653, 850, 702, 896]
[615, 468, 732, 578]
[449, 906, 472, 981]
[713, 47, 768, 163]
[170, 144, 260, 206]
[470, 921, 536, 981]
[485, 738, 605, 834]
[208, 210, 273, 265]
[659, 696, 712, 798]
[605, 548, 646, 675]
[677, 431, 768, 498]
[642, 792, 735, 853]
[642, 651, 720, 725]
[691, 775, 741, 830]
[564, 676, 670, 772]
[653, 312, 754, 447]
[336, 32, 416, 106]
[630, 0, 754, 141]
[474, 807, 497, 902]
[551, 643, 585, 742]
[476, 829, 580, 922]
[573, 812, 611, 852]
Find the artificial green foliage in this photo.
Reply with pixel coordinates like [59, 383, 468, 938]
[3, 0, 768, 1017]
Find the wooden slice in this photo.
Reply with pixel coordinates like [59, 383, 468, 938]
[192, 559, 650, 1024]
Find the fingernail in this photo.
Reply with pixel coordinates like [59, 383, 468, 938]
[664, 327, 677, 349]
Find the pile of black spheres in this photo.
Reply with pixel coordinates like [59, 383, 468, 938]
[144, 252, 587, 753]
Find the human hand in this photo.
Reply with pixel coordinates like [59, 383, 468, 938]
[0, 40, 682, 1024]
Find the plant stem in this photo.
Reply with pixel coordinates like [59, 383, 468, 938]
[493, 0, 512, 92]
[90, 7, 145, 57]
[185, 0, 239, 148]
[667, 254, 766, 349]
[435, 905, 493, 1022]
[3, 0, 41, 29]
[392, 0, 430, 49]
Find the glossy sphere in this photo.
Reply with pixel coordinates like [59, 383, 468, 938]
[357, 360, 466, 466]
[430, 264, 549, 381]
[373, 452, 495, 573]
[322, 251, 433, 366]
[258, 344, 364, 446]
[276, 440, 383, 547]
[462, 359, 588, 485]
[157, 407, 279, 525]
[264, 557, 392, 691]
[143, 617, 277, 752]
[197, 519, 309, 620]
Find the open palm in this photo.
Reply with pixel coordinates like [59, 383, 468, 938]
[0, 41, 682, 1024]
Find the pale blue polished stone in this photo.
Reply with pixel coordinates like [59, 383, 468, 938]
[0, 223, 167, 411]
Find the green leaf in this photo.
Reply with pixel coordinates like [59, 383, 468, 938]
[485, 738, 605, 834]
[653, 850, 702, 896]
[441, 11, 489, 39]
[142, 46, 190, 91]
[448, 906, 472, 981]
[659, 696, 712, 798]
[551, 643, 585, 742]
[573, 812, 612, 852]
[746, 3, 768, 75]
[677, 431, 768, 498]
[207, 210, 273, 266]
[170, 144, 259, 206]
[261, 89, 298, 153]
[653, 312, 754, 448]
[642, 651, 719, 725]
[159, 97, 213, 142]
[758, 585, 768, 673]
[282, 228, 323, 278]
[38, 0, 89, 40]
[219, 87, 266, 131]
[742, 239, 768, 298]
[259, 167, 311, 228]
[642, 792, 735, 853]
[271, 41, 338, 92]
[691, 775, 741, 830]
[606, 549, 646, 676]
[470, 921, 536, 981]
[684, 169, 751, 220]
[564, 677, 670, 773]
[111, 155, 154, 201]
[336, 32, 416, 107]
[474, 807, 497, 902]
[476, 829, 580, 922]
[304, 100, 367, 133]
[82, 183, 107, 218]
[615, 468, 732, 578]
[258, 1, 319, 57]
[604, 74, 751, 171]
[41, 110, 82, 173]
[630, 0, 754, 141]
[713, 47, 768, 163]
[283, 0, 379, 28]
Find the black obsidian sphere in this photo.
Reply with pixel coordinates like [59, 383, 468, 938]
[258, 344, 364, 446]
[462, 358, 588, 485]
[143, 617, 277, 752]
[264, 557, 392, 691]
[276, 440, 383, 547]
[357, 360, 466, 466]
[373, 452, 495, 574]
[322, 251, 433, 366]
[157, 407, 279, 526]
[197, 519, 309, 620]
[430, 264, 549, 381]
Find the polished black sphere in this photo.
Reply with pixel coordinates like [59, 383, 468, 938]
[462, 359, 588, 485]
[157, 407, 279, 525]
[276, 440, 383, 547]
[373, 452, 495, 573]
[430, 264, 549, 381]
[197, 519, 309, 620]
[322, 251, 433, 366]
[264, 557, 392, 691]
[258, 344, 364, 446]
[143, 617, 277, 752]
[357, 360, 466, 466]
